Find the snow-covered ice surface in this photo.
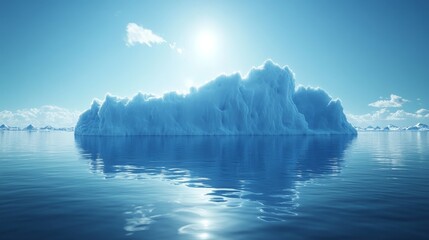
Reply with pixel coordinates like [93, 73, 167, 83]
[75, 60, 357, 136]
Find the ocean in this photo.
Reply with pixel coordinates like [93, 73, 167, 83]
[0, 131, 428, 239]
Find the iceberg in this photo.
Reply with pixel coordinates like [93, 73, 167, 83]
[406, 123, 429, 131]
[387, 124, 400, 131]
[23, 124, 37, 131]
[293, 86, 356, 134]
[75, 60, 357, 136]
[40, 125, 55, 131]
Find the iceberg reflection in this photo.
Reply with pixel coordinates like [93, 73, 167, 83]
[75, 135, 355, 235]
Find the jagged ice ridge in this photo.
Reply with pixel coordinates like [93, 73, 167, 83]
[75, 60, 357, 135]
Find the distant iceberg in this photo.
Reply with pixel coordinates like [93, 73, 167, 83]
[357, 123, 428, 132]
[23, 124, 37, 131]
[75, 60, 357, 136]
[406, 123, 429, 131]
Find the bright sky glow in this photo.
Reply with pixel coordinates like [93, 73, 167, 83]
[196, 31, 217, 57]
[0, 0, 428, 127]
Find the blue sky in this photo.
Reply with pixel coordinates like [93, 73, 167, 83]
[1, 0, 428, 127]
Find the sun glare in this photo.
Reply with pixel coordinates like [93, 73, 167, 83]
[196, 31, 216, 56]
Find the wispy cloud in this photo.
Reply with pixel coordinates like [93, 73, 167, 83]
[126, 23, 183, 54]
[347, 108, 429, 126]
[0, 105, 80, 128]
[169, 42, 183, 54]
[416, 108, 429, 116]
[348, 94, 426, 126]
[369, 94, 409, 108]
[126, 23, 165, 47]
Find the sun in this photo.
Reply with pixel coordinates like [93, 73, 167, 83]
[196, 30, 216, 56]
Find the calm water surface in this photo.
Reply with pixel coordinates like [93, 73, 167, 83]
[0, 132, 428, 239]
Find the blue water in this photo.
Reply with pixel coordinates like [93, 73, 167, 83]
[0, 132, 428, 239]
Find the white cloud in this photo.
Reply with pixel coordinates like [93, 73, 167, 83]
[0, 105, 80, 128]
[347, 108, 390, 124]
[368, 94, 409, 108]
[126, 23, 165, 47]
[352, 95, 427, 126]
[169, 42, 183, 54]
[347, 108, 429, 127]
[126, 23, 183, 54]
[387, 110, 417, 120]
[416, 108, 429, 117]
